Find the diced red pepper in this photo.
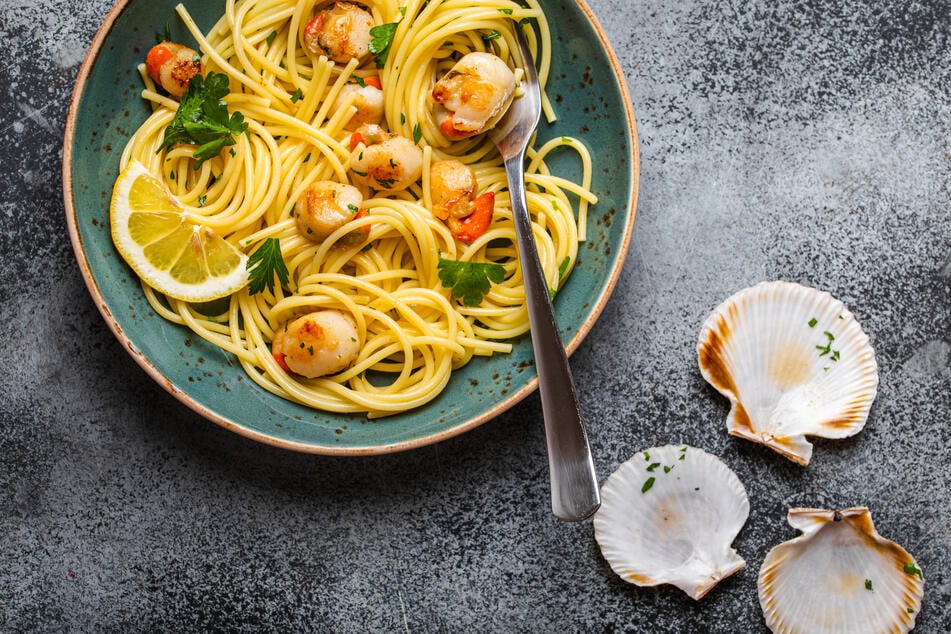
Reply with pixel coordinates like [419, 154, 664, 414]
[349, 131, 365, 151]
[448, 192, 494, 243]
[145, 44, 173, 83]
[364, 76, 382, 90]
[439, 115, 477, 140]
[304, 14, 325, 37]
[273, 351, 292, 373]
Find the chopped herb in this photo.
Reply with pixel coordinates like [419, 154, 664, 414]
[158, 72, 249, 169]
[646, 462, 660, 472]
[643, 451, 650, 461]
[558, 256, 571, 279]
[907, 608, 915, 613]
[816, 331, 841, 361]
[169, 171, 176, 180]
[307, 345, 315, 355]
[229, 147, 236, 157]
[694, 487, 700, 491]
[482, 30, 502, 42]
[498, 8, 514, 14]
[413, 122, 422, 145]
[350, 74, 366, 87]
[347, 204, 360, 213]
[288, 203, 296, 217]
[360, 243, 373, 252]
[369, 9, 405, 68]
[290, 88, 304, 103]
[641, 477, 655, 493]
[679, 453, 686, 461]
[903, 563, 923, 580]
[156, 23, 171, 45]
[663, 465, 673, 473]
[197, 194, 207, 206]
[437, 257, 506, 306]
[376, 177, 396, 189]
[865, 579, 873, 591]
[808, 317, 818, 328]
[352, 169, 368, 177]
[266, 30, 277, 47]
[400, 112, 406, 125]
[247, 237, 290, 295]
[388, 157, 398, 168]
[303, 152, 311, 163]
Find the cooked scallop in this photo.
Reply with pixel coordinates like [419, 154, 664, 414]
[431, 52, 516, 138]
[272, 310, 361, 378]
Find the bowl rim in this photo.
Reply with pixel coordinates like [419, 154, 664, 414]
[62, 0, 640, 455]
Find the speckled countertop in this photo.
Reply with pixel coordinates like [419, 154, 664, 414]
[1, 0, 949, 631]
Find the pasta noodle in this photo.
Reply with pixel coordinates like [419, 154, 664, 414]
[120, 0, 598, 417]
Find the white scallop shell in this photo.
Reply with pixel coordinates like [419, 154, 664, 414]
[593, 445, 749, 600]
[697, 281, 879, 465]
[758, 507, 924, 633]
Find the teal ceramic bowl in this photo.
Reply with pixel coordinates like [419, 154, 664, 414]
[64, 0, 639, 454]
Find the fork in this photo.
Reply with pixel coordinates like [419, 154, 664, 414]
[489, 26, 600, 522]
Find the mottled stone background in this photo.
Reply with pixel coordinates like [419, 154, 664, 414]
[1, 0, 948, 631]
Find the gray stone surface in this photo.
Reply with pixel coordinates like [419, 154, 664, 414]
[1, 0, 949, 631]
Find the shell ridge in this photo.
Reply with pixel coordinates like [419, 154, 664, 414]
[594, 445, 750, 601]
[698, 282, 879, 465]
[758, 507, 924, 634]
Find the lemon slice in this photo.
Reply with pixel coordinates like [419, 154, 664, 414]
[110, 160, 248, 302]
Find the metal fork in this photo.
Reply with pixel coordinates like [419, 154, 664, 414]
[489, 26, 600, 522]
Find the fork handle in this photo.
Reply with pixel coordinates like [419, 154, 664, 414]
[503, 152, 601, 522]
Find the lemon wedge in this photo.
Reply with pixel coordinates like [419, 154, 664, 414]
[110, 160, 248, 302]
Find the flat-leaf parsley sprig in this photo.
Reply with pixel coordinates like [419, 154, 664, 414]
[158, 71, 250, 168]
[437, 258, 506, 306]
[368, 7, 406, 68]
[247, 238, 290, 295]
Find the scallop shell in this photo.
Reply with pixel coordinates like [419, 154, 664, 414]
[593, 445, 749, 600]
[697, 281, 878, 465]
[758, 507, 924, 633]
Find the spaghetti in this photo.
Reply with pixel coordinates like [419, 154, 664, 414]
[118, 0, 597, 416]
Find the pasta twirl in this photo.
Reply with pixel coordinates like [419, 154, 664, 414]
[120, 0, 597, 417]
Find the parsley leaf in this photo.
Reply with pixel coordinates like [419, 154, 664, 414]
[437, 257, 506, 306]
[247, 238, 290, 295]
[903, 562, 923, 580]
[368, 7, 406, 68]
[412, 122, 422, 145]
[158, 72, 249, 169]
[641, 477, 655, 493]
[156, 23, 171, 44]
[266, 30, 277, 47]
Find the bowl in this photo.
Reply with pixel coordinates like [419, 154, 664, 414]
[63, 0, 639, 454]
